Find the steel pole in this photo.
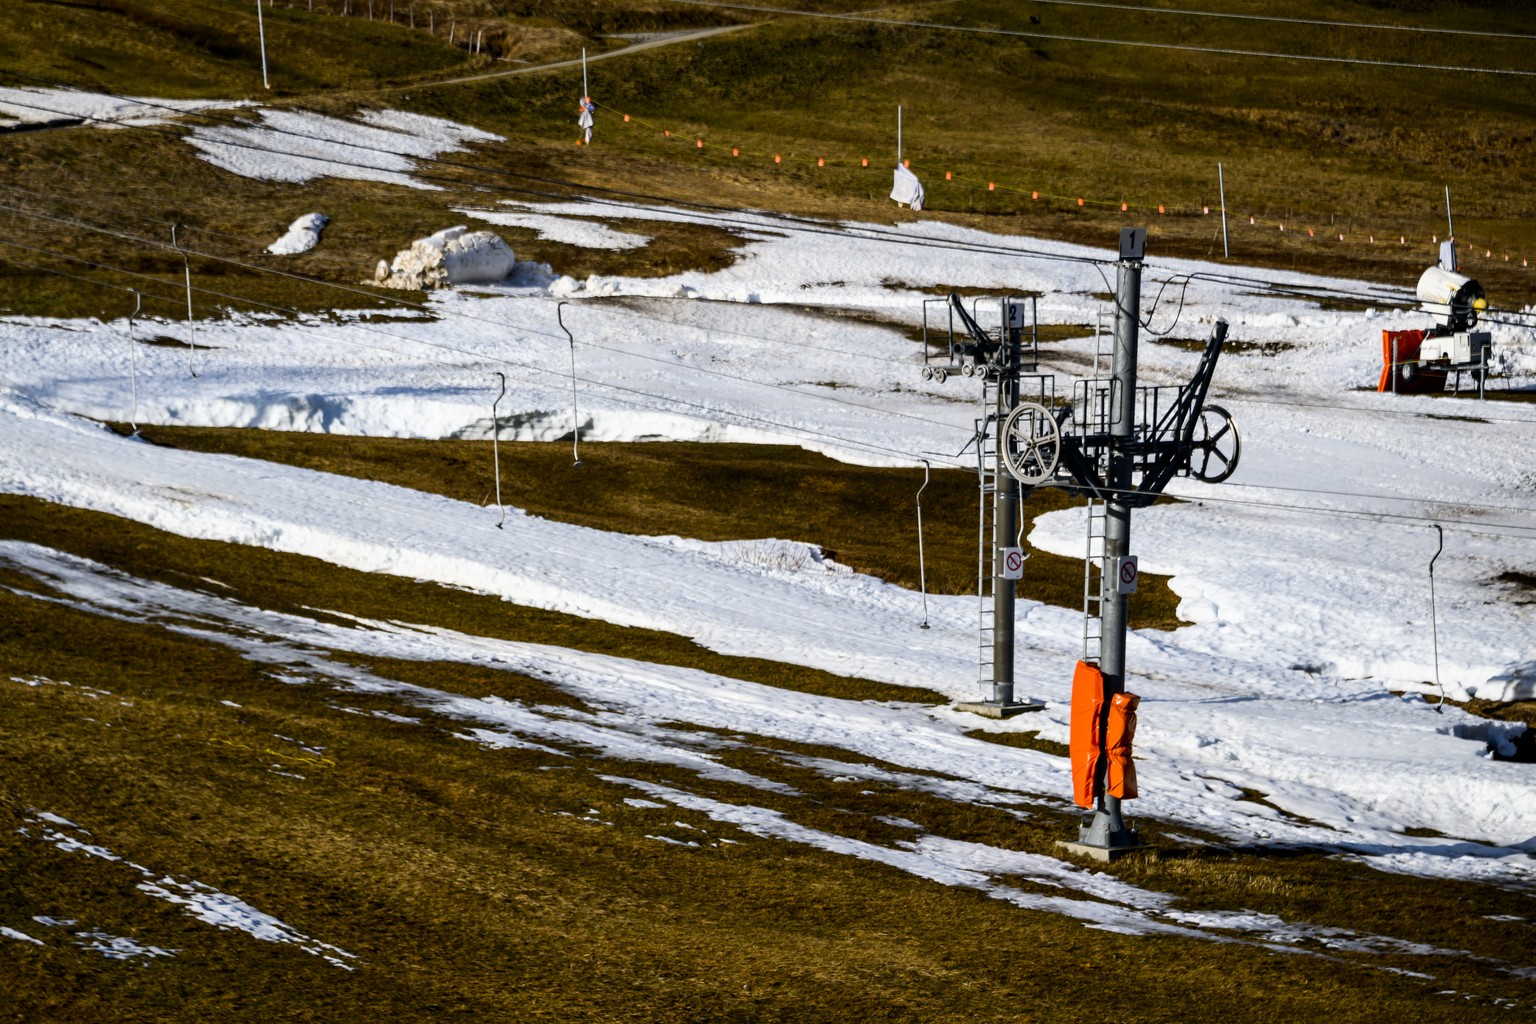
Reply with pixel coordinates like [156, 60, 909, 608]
[1080, 252, 1141, 849]
[991, 324, 1020, 705]
[1218, 162, 1229, 259]
[256, 0, 270, 89]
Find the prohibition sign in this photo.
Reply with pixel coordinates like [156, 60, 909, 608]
[1006, 550, 1025, 575]
[1115, 555, 1139, 594]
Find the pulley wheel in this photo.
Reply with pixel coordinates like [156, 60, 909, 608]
[1188, 404, 1241, 483]
[1000, 402, 1061, 485]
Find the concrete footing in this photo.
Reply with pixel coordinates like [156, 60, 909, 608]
[955, 699, 1046, 719]
[1055, 839, 1149, 863]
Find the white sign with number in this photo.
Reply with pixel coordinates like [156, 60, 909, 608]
[1114, 555, 1139, 595]
[1001, 547, 1026, 580]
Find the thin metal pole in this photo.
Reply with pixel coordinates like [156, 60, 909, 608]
[990, 312, 1021, 705]
[1218, 161, 1229, 259]
[1429, 524, 1445, 712]
[557, 302, 583, 467]
[1445, 185, 1454, 240]
[917, 459, 931, 629]
[897, 105, 902, 164]
[492, 371, 506, 528]
[256, 0, 270, 89]
[127, 289, 141, 434]
[1081, 248, 1142, 850]
[582, 47, 588, 97]
[172, 224, 197, 377]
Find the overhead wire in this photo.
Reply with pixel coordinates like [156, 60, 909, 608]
[657, 0, 1536, 77]
[7, 232, 1536, 536]
[0, 230, 973, 468]
[0, 73, 1122, 271]
[10, 223, 1532, 521]
[1025, 0, 1536, 41]
[0, 199, 981, 441]
[4, 80, 1533, 479]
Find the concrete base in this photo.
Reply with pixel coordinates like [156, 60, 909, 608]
[1055, 839, 1149, 863]
[955, 699, 1046, 719]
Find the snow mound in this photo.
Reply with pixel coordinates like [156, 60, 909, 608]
[373, 226, 515, 290]
[265, 213, 329, 256]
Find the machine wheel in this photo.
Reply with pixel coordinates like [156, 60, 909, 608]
[933, 367, 949, 384]
[1000, 402, 1061, 485]
[921, 365, 934, 381]
[962, 362, 976, 378]
[1188, 404, 1241, 483]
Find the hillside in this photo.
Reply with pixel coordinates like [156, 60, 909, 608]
[2, 2, 1536, 1021]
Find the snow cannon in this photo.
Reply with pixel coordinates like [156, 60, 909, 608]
[1378, 250, 1492, 395]
[1416, 264, 1486, 332]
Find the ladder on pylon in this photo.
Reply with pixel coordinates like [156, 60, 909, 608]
[975, 373, 1001, 690]
[1082, 495, 1108, 664]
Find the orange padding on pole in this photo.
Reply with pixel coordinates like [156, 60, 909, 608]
[1104, 691, 1139, 800]
[1069, 661, 1103, 809]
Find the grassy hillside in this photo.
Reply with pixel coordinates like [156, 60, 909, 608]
[5, 0, 1536, 320]
[3, 494, 1533, 1022]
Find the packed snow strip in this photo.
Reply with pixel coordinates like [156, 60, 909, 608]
[185, 108, 503, 189]
[0, 86, 245, 129]
[17, 811, 357, 969]
[5, 539, 1534, 889]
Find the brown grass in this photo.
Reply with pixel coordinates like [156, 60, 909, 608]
[2, 496, 1533, 1022]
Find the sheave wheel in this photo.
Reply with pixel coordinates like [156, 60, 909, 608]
[1188, 404, 1241, 483]
[1000, 402, 1061, 485]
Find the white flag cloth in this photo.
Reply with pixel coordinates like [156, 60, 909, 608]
[578, 98, 595, 143]
[890, 164, 924, 212]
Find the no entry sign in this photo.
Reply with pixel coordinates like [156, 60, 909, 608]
[1114, 555, 1139, 594]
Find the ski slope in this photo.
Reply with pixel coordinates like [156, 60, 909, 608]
[3, 159, 1535, 890]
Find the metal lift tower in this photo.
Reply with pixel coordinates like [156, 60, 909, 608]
[926, 229, 1242, 858]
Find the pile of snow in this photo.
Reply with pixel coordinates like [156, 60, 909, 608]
[265, 213, 329, 256]
[373, 226, 515, 290]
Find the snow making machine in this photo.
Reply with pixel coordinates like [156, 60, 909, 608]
[1379, 242, 1493, 396]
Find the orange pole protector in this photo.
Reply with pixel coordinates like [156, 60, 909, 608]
[774, 154, 781, 163]
[623, 114, 630, 122]
[861, 157, 868, 167]
[1077, 197, 1084, 207]
[1070, 661, 1105, 809]
[817, 157, 824, 167]
[696, 139, 703, 148]
[1104, 692, 1140, 800]
[1031, 191, 1038, 200]
[1157, 204, 1164, 214]
[732, 147, 739, 156]
[945, 171, 951, 180]
[1121, 202, 1127, 212]
[902, 159, 910, 168]
[988, 181, 995, 191]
